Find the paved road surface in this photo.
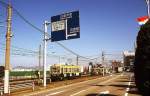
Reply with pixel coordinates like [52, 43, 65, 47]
[23, 72, 141, 96]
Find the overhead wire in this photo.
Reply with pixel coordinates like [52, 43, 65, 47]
[13, 5, 97, 60]
[0, 42, 38, 56]
[0, 0, 98, 61]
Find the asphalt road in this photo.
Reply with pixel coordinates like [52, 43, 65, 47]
[23, 72, 141, 96]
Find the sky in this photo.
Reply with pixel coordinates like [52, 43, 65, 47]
[0, 0, 148, 68]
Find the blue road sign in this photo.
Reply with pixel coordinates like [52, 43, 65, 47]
[51, 11, 80, 42]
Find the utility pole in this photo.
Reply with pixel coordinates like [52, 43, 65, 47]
[146, 0, 150, 17]
[39, 45, 41, 70]
[38, 45, 41, 79]
[43, 21, 50, 87]
[76, 55, 78, 65]
[102, 51, 105, 76]
[4, 3, 12, 94]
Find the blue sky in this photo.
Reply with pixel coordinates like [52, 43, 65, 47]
[0, 0, 148, 67]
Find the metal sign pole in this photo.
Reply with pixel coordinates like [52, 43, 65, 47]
[65, 19, 68, 40]
[43, 20, 51, 87]
[43, 21, 48, 87]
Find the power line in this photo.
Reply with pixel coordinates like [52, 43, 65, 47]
[0, 1, 97, 61]
[13, 8, 95, 60]
[0, 42, 76, 58]
[56, 42, 97, 60]
[0, 42, 38, 56]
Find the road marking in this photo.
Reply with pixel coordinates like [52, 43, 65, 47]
[100, 90, 109, 94]
[45, 90, 64, 96]
[96, 90, 109, 96]
[124, 74, 133, 96]
[25, 74, 122, 96]
[95, 74, 123, 96]
[70, 74, 121, 96]
[128, 81, 131, 86]
[25, 75, 112, 96]
[124, 93, 128, 96]
[126, 88, 129, 92]
[70, 90, 86, 96]
[100, 74, 121, 85]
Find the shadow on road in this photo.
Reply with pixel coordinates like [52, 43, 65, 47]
[86, 93, 117, 96]
[90, 84, 135, 88]
[89, 84, 141, 95]
[108, 84, 135, 88]
[128, 88, 141, 95]
[85, 93, 97, 96]
[115, 80, 134, 82]
[108, 84, 141, 95]
[89, 84, 106, 87]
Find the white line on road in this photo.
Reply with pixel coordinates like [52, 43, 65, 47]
[45, 90, 64, 96]
[124, 74, 133, 96]
[25, 74, 123, 96]
[100, 90, 109, 94]
[95, 74, 124, 96]
[124, 93, 128, 96]
[126, 88, 130, 92]
[25, 75, 111, 96]
[96, 90, 110, 96]
[70, 74, 122, 96]
[70, 90, 86, 96]
[128, 81, 131, 86]
[100, 74, 122, 85]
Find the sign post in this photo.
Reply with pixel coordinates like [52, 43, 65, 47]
[42, 11, 80, 87]
[51, 11, 80, 42]
[43, 21, 50, 87]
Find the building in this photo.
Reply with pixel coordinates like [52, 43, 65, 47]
[12, 66, 38, 71]
[123, 51, 135, 71]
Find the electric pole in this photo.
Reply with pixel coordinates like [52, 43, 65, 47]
[76, 55, 78, 65]
[146, 0, 150, 17]
[4, 3, 12, 94]
[39, 45, 41, 79]
[39, 45, 41, 70]
[102, 51, 105, 76]
[43, 21, 50, 87]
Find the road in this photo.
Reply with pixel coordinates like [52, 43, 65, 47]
[23, 72, 141, 96]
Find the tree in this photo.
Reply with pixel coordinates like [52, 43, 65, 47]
[134, 20, 150, 95]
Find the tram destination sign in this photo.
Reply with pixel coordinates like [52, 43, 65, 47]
[51, 11, 80, 42]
